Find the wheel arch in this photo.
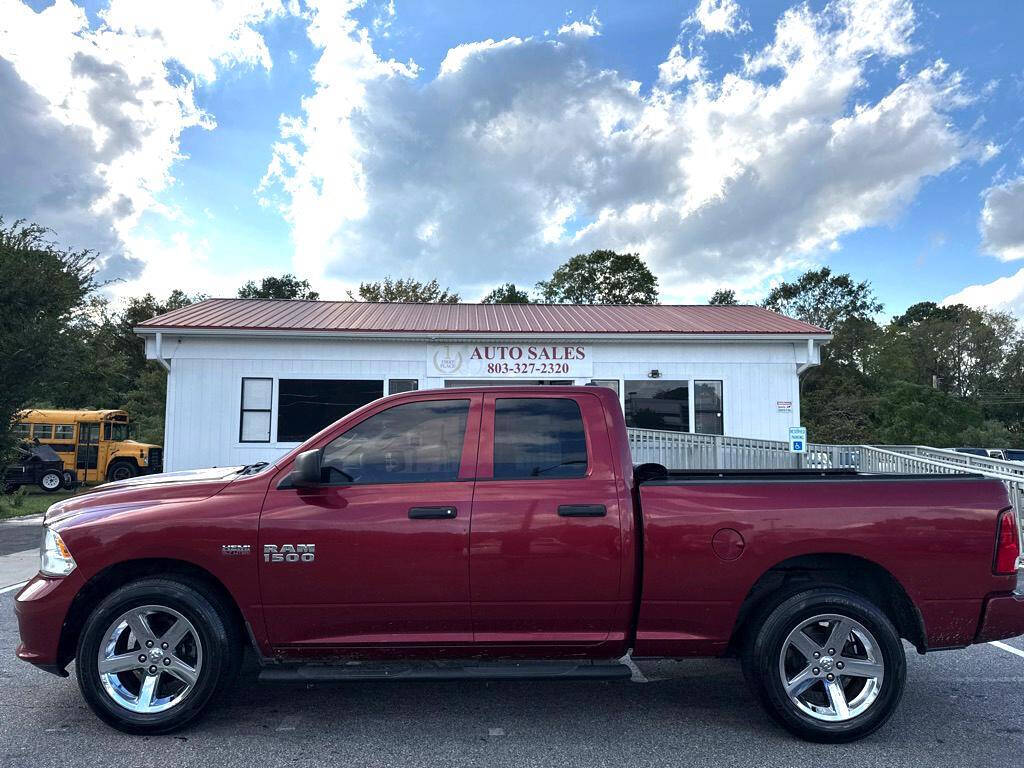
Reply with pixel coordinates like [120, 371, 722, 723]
[57, 558, 252, 669]
[729, 552, 926, 655]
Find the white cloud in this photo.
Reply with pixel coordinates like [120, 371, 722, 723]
[558, 12, 601, 39]
[439, 37, 522, 77]
[980, 177, 1024, 261]
[0, 0, 282, 287]
[260, 0, 974, 301]
[688, 0, 749, 37]
[658, 44, 702, 85]
[943, 267, 1024, 316]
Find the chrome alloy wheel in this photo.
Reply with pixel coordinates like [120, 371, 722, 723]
[97, 605, 203, 714]
[40, 472, 62, 490]
[778, 613, 884, 723]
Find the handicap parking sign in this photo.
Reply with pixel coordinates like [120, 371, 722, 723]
[788, 426, 807, 454]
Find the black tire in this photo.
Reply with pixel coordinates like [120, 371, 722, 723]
[61, 471, 76, 489]
[38, 470, 63, 493]
[107, 461, 137, 482]
[75, 577, 241, 734]
[741, 588, 906, 743]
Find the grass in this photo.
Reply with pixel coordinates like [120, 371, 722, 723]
[0, 488, 81, 520]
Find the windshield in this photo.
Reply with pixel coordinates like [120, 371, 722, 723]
[105, 422, 133, 441]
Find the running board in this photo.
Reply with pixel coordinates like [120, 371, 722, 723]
[258, 660, 632, 683]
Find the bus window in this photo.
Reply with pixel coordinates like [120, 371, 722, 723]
[13, 423, 30, 439]
[103, 422, 132, 441]
[33, 424, 53, 439]
[55, 424, 74, 440]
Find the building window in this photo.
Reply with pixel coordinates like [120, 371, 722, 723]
[694, 380, 724, 435]
[625, 380, 689, 432]
[322, 399, 469, 484]
[32, 424, 53, 439]
[589, 379, 620, 396]
[277, 379, 383, 443]
[493, 398, 588, 479]
[388, 379, 419, 395]
[239, 378, 273, 443]
[54, 424, 74, 440]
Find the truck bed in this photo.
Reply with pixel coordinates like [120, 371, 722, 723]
[632, 471, 1012, 657]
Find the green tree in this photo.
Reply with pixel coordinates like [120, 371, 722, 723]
[708, 289, 738, 305]
[0, 220, 98, 461]
[537, 250, 658, 304]
[481, 283, 532, 303]
[239, 274, 319, 300]
[762, 267, 881, 330]
[348, 277, 460, 303]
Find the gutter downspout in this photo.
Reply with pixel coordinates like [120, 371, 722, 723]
[154, 332, 171, 372]
[796, 337, 816, 376]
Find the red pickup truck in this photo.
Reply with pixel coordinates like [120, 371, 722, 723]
[14, 386, 1024, 742]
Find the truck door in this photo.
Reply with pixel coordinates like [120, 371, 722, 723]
[258, 394, 481, 649]
[469, 392, 626, 647]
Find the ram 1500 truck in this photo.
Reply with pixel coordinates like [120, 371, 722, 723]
[14, 386, 1024, 742]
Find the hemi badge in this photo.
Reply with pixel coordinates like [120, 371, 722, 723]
[222, 544, 251, 556]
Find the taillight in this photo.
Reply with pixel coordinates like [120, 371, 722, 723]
[994, 511, 1021, 575]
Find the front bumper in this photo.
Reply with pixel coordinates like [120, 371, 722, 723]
[975, 591, 1024, 643]
[14, 571, 85, 675]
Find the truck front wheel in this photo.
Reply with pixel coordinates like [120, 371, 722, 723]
[107, 461, 137, 482]
[75, 577, 240, 734]
[742, 588, 906, 743]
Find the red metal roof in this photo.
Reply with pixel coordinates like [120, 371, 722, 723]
[136, 299, 830, 336]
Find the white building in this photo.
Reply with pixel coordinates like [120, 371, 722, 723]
[136, 300, 830, 472]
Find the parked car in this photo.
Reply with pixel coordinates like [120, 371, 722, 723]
[3, 442, 75, 493]
[989, 449, 1024, 463]
[953, 446, 990, 457]
[14, 386, 1024, 742]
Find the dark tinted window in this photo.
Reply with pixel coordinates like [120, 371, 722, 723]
[694, 380, 723, 435]
[322, 399, 469, 484]
[1003, 450, 1024, 461]
[625, 380, 689, 432]
[277, 379, 383, 442]
[493, 398, 587, 479]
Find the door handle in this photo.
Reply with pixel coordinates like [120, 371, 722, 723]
[558, 504, 607, 517]
[408, 506, 458, 519]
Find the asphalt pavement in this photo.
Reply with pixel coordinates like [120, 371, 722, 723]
[1, 516, 1023, 768]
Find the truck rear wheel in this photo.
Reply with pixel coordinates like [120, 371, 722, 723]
[742, 588, 906, 743]
[75, 578, 240, 734]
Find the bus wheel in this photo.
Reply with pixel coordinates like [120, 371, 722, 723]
[107, 462, 138, 482]
[39, 471, 63, 492]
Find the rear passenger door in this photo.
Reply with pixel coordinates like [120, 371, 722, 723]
[469, 393, 627, 647]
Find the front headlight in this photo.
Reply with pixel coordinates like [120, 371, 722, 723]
[40, 528, 77, 577]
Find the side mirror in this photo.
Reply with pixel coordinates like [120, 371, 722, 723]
[290, 449, 323, 488]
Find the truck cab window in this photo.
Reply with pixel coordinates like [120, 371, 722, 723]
[493, 398, 588, 479]
[322, 399, 469, 484]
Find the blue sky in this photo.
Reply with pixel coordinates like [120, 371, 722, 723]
[3, 0, 1023, 315]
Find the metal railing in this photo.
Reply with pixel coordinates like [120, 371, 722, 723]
[625, 428, 1024, 557]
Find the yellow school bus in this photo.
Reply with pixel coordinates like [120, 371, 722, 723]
[13, 409, 163, 484]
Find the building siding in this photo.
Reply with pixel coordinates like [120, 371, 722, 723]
[149, 335, 812, 471]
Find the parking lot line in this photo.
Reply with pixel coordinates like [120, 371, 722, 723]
[0, 580, 28, 594]
[989, 641, 1024, 659]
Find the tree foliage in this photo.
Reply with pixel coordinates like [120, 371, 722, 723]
[763, 268, 881, 330]
[238, 274, 319, 300]
[708, 289, 738, 305]
[348, 277, 460, 303]
[481, 283, 532, 304]
[0, 220, 99, 460]
[537, 250, 658, 304]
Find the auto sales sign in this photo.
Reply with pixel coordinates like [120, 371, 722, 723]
[428, 343, 593, 378]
